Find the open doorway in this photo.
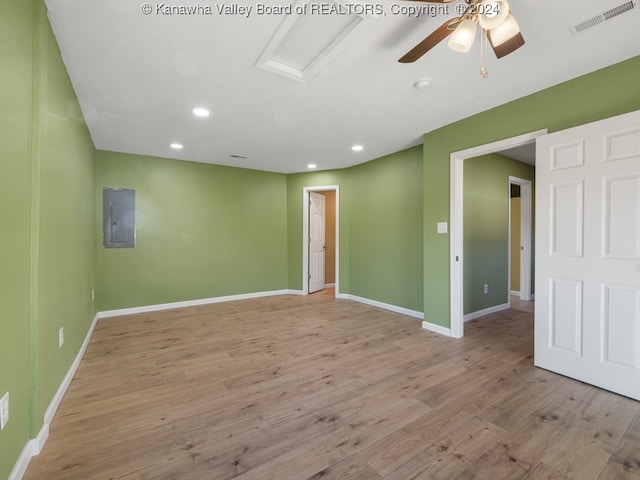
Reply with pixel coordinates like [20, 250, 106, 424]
[302, 186, 339, 295]
[450, 130, 545, 338]
[509, 176, 533, 302]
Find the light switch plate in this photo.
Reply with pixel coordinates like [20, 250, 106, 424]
[0, 391, 9, 430]
[437, 222, 448, 234]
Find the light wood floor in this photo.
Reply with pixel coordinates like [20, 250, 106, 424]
[25, 290, 640, 479]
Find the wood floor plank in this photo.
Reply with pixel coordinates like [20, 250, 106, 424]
[23, 291, 640, 480]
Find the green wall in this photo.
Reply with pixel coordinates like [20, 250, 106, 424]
[463, 154, 534, 314]
[285, 146, 423, 313]
[0, 1, 96, 478]
[34, 7, 97, 431]
[348, 146, 423, 311]
[97, 145, 424, 314]
[286, 170, 350, 292]
[96, 152, 288, 311]
[423, 55, 640, 328]
[0, 1, 36, 475]
[2, 4, 640, 474]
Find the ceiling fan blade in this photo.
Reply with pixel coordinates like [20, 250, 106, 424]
[487, 30, 525, 59]
[398, 17, 461, 63]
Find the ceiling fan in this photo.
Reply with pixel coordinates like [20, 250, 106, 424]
[399, 0, 525, 75]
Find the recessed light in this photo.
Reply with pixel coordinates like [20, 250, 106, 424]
[193, 107, 210, 117]
[308, 164, 317, 169]
[352, 145, 363, 152]
[170, 143, 183, 149]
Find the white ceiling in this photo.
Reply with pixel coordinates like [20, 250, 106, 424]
[500, 143, 535, 165]
[45, 0, 640, 173]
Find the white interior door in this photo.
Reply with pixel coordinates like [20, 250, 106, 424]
[309, 192, 326, 293]
[535, 110, 640, 401]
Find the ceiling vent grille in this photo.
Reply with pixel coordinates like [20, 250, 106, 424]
[570, 0, 638, 34]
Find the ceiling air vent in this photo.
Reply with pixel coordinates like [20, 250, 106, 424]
[570, 0, 638, 34]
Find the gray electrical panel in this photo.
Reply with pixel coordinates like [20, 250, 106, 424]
[103, 188, 135, 248]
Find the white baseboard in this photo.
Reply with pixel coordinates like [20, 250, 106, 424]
[512, 292, 536, 301]
[421, 321, 453, 337]
[8, 440, 37, 480]
[98, 289, 303, 319]
[43, 313, 99, 427]
[9, 312, 99, 480]
[32, 423, 49, 457]
[336, 293, 424, 320]
[464, 302, 510, 322]
[510, 290, 520, 296]
[324, 283, 336, 288]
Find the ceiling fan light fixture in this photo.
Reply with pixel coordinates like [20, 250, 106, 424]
[478, 0, 510, 30]
[487, 13, 525, 58]
[447, 18, 477, 53]
[487, 13, 520, 45]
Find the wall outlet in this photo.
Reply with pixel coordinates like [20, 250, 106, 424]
[59, 327, 64, 348]
[91, 289, 95, 301]
[0, 391, 9, 430]
[483, 284, 489, 294]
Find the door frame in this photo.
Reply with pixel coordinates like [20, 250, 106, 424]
[508, 176, 533, 302]
[302, 185, 339, 295]
[450, 130, 546, 338]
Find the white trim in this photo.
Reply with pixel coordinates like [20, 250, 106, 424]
[324, 283, 336, 288]
[421, 321, 453, 337]
[450, 129, 547, 338]
[98, 290, 302, 319]
[43, 313, 99, 425]
[8, 440, 37, 480]
[463, 302, 511, 322]
[302, 185, 340, 297]
[9, 312, 99, 480]
[510, 290, 521, 296]
[32, 424, 48, 456]
[339, 293, 424, 320]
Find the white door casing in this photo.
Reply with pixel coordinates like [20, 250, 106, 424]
[535, 110, 640, 401]
[448, 130, 546, 338]
[309, 191, 326, 293]
[302, 186, 339, 296]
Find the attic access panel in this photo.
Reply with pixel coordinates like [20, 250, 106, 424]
[103, 188, 135, 248]
[255, 0, 378, 83]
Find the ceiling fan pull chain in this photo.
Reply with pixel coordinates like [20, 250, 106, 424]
[480, 28, 489, 78]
